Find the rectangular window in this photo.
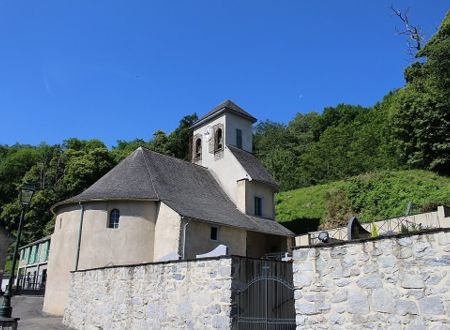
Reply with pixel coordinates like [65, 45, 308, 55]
[45, 241, 50, 261]
[29, 246, 36, 264]
[254, 197, 262, 217]
[210, 226, 218, 241]
[41, 242, 49, 262]
[236, 129, 242, 149]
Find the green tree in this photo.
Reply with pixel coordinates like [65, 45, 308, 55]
[166, 114, 198, 160]
[111, 139, 147, 163]
[391, 11, 450, 174]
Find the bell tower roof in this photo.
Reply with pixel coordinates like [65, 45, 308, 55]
[191, 100, 257, 129]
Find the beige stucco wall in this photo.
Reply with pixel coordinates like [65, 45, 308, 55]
[153, 202, 182, 260]
[245, 180, 275, 219]
[225, 112, 253, 152]
[43, 204, 81, 315]
[246, 231, 288, 258]
[43, 201, 158, 316]
[237, 179, 276, 219]
[77, 201, 156, 269]
[184, 220, 246, 259]
[236, 180, 247, 213]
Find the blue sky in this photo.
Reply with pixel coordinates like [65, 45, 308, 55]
[0, 1, 448, 147]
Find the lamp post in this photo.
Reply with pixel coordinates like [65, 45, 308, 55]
[0, 183, 35, 319]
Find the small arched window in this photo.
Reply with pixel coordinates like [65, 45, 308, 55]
[108, 209, 120, 229]
[214, 128, 223, 152]
[195, 138, 202, 159]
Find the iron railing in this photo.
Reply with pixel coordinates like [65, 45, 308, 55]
[308, 211, 441, 245]
[15, 274, 46, 295]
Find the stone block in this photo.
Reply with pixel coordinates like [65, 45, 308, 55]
[211, 315, 230, 329]
[331, 289, 348, 303]
[396, 300, 418, 316]
[335, 278, 351, 287]
[406, 289, 425, 299]
[371, 288, 395, 313]
[347, 291, 369, 314]
[342, 255, 355, 268]
[328, 313, 344, 325]
[405, 320, 427, 330]
[437, 232, 450, 246]
[379, 255, 396, 268]
[398, 247, 413, 259]
[330, 247, 346, 257]
[398, 237, 412, 247]
[401, 274, 424, 289]
[425, 273, 444, 285]
[362, 262, 378, 274]
[303, 293, 324, 302]
[357, 274, 382, 289]
[412, 241, 431, 256]
[294, 273, 313, 289]
[297, 302, 320, 315]
[419, 296, 444, 315]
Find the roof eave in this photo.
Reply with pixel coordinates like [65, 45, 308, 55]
[51, 198, 160, 214]
[19, 235, 51, 250]
[192, 108, 257, 129]
[181, 214, 294, 237]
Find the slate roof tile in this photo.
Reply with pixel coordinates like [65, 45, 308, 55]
[228, 145, 278, 189]
[54, 147, 293, 237]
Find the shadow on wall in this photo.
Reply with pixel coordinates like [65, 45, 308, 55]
[279, 218, 320, 235]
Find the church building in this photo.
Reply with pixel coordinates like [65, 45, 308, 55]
[43, 100, 294, 315]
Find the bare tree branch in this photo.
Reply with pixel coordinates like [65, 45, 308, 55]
[390, 5, 424, 55]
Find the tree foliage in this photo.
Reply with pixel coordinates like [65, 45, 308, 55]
[390, 11, 450, 174]
[0, 114, 197, 244]
[255, 10, 450, 191]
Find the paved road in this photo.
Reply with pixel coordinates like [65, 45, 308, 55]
[5, 295, 69, 329]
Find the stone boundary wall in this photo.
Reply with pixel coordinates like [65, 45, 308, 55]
[293, 229, 450, 329]
[63, 256, 234, 329]
[296, 205, 450, 246]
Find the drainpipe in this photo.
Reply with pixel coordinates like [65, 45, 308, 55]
[181, 217, 191, 260]
[74, 202, 85, 271]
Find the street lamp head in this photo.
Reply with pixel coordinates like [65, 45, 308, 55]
[318, 231, 330, 243]
[20, 182, 36, 206]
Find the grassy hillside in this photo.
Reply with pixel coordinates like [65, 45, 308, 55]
[276, 170, 450, 234]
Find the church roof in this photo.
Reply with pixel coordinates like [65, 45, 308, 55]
[54, 147, 293, 237]
[228, 145, 278, 189]
[192, 100, 257, 129]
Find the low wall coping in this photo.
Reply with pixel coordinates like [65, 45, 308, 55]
[293, 227, 450, 250]
[71, 255, 234, 273]
[71, 254, 289, 273]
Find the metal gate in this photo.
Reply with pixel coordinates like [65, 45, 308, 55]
[232, 258, 296, 330]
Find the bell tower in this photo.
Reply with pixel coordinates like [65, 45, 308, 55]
[191, 100, 277, 220]
[191, 100, 256, 167]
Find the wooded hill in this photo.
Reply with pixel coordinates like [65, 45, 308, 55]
[276, 170, 450, 234]
[1, 10, 449, 243]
